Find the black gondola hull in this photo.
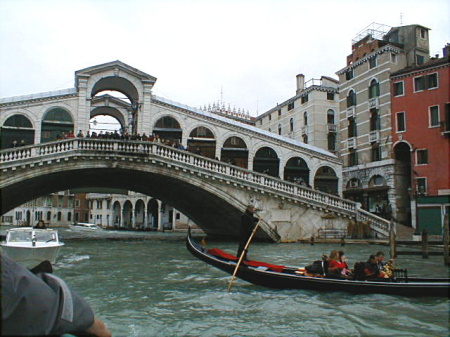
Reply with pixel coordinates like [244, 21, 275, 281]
[186, 232, 450, 297]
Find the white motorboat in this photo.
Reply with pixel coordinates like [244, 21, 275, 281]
[1, 227, 64, 269]
[69, 222, 102, 230]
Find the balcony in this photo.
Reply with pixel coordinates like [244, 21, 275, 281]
[347, 137, 356, 149]
[327, 124, 337, 133]
[346, 106, 355, 119]
[368, 97, 379, 109]
[369, 130, 380, 143]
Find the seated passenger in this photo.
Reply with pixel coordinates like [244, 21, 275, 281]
[327, 250, 347, 277]
[382, 258, 395, 278]
[364, 254, 385, 279]
[338, 251, 352, 277]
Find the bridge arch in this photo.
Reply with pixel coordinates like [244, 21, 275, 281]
[1, 113, 35, 149]
[284, 156, 310, 185]
[91, 76, 139, 104]
[314, 166, 338, 194]
[220, 135, 249, 168]
[41, 107, 74, 142]
[187, 126, 217, 159]
[152, 115, 183, 142]
[253, 146, 280, 177]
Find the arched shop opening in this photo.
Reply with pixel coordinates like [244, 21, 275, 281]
[253, 147, 280, 177]
[284, 157, 310, 186]
[344, 178, 364, 205]
[1, 114, 35, 149]
[367, 175, 390, 219]
[134, 199, 145, 229]
[112, 201, 121, 228]
[41, 108, 74, 142]
[147, 199, 159, 230]
[187, 126, 216, 159]
[122, 201, 133, 229]
[393, 142, 412, 226]
[220, 136, 248, 168]
[153, 116, 182, 144]
[314, 166, 338, 195]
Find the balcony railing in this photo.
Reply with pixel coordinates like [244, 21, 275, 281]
[368, 97, 379, 109]
[369, 130, 380, 143]
[327, 124, 337, 133]
[346, 106, 355, 119]
[347, 137, 356, 149]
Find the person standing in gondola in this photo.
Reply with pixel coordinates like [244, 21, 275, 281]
[236, 204, 259, 260]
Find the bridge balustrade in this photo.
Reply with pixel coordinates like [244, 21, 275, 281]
[0, 138, 389, 236]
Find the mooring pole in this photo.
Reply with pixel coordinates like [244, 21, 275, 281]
[443, 214, 449, 266]
[389, 219, 397, 258]
[421, 229, 429, 259]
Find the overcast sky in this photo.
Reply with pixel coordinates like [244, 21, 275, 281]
[1, 0, 448, 116]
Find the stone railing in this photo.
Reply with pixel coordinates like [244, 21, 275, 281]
[0, 138, 390, 236]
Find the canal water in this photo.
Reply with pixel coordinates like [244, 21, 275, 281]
[48, 232, 450, 337]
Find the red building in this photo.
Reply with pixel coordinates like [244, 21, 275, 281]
[391, 45, 450, 234]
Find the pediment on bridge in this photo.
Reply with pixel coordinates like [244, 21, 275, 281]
[75, 60, 157, 86]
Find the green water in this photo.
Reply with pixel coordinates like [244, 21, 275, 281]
[54, 237, 449, 337]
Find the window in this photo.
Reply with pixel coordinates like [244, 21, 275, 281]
[346, 69, 354, 80]
[96, 200, 103, 209]
[393, 81, 404, 96]
[416, 55, 425, 65]
[289, 118, 294, 132]
[420, 28, 427, 39]
[327, 133, 336, 151]
[327, 109, 335, 124]
[75, 199, 80, 207]
[416, 149, 428, 165]
[302, 134, 308, 144]
[348, 117, 357, 138]
[396, 112, 406, 132]
[278, 109, 282, 116]
[369, 56, 377, 69]
[327, 92, 334, 100]
[288, 102, 295, 110]
[371, 144, 381, 162]
[268, 114, 272, 121]
[427, 73, 438, 89]
[278, 124, 282, 135]
[429, 106, 439, 127]
[347, 90, 356, 107]
[349, 150, 358, 166]
[391, 53, 398, 63]
[301, 95, 308, 104]
[370, 109, 380, 131]
[414, 76, 425, 92]
[416, 178, 427, 194]
[303, 112, 308, 125]
[368, 79, 380, 98]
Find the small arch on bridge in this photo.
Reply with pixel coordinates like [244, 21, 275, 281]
[284, 156, 310, 186]
[221, 136, 248, 168]
[41, 107, 74, 142]
[153, 116, 182, 143]
[314, 166, 338, 194]
[188, 126, 216, 159]
[253, 146, 280, 177]
[91, 76, 139, 104]
[1, 114, 35, 149]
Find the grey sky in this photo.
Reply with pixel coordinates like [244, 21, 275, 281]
[1, 0, 448, 115]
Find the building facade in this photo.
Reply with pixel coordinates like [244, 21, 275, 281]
[391, 46, 450, 233]
[336, 23, 432, 222]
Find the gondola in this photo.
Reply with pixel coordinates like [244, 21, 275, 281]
[186, 231, 450, 297]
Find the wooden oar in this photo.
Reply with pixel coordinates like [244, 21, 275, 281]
[227, 218, 261, 292]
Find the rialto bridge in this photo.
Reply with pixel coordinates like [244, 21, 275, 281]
[0, 61, 390, 241]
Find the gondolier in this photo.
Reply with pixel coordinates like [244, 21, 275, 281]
[237, 204, 259, 260]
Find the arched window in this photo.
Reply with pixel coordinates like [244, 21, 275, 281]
[327, 109, 335, 124]
[347, 90, 356, 107]
[369, 79, 380, 98]
[278, 123, 282, 135]
[289, 118, 294, 132]
[303, 111, 308, 125]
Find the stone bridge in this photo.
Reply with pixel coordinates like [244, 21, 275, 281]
[0, 139, 390, 242]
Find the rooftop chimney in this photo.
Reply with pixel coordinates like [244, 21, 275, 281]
[296, 74, 305, 94]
